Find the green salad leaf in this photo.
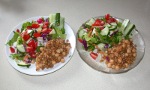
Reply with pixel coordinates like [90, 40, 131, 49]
[7, 31, 20, 46]
[21, 22, 32, 32]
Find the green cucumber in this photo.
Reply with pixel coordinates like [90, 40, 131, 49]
[78, 29, 86, 38]
[84, 33, 91, 41]
[109, 25, 117, 30]
[97, 43, 105, 51]
[101, 26, 109, 35]
[55, 13, 60, 26]
[124, 23, 135, 36]
[17, 61, 31, 68]
[49, 14, 56, 25]
[119, 19, 130, 32]
[110, 22, 117, 26]
[105, 23, 111, 27]
[16, 44, 25, 52]
[86, 18, 95, 26]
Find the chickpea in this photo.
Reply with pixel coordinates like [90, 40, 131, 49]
[109, 59, 114, 64]
[125, 63, 129, 68]
[56, 49, 61, 53]
[118, 57, 122, 63]
[124, 40, 129, 44]
[112, 65, 115, 69]
[61, 59, 65, 63]
[52, 60, 56, 65]
[107, 63, 112, 68]
[114, 52, 119, 57]
[127, 48, 131, 53]
[115, 65, 120, 70]
[125, 53, 128, 57]
[132, 48, 136, 53]
[122, 43, 126, 48]
[133, 53, 136, 57]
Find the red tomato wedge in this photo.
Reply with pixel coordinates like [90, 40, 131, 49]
[90, 52, 98, 60]
[42, 28, 52, 34]
[22, 31, 30, 41]
[29, 52, 36, 58]
[16, 29, 20, 33]
[26, 46, 34, 53]
[92, 19, 102, 26]
[105, 14, 110, 20]
[33, 32, 41, 37]
[32, 24, 40, 28]
[10, 47, 15, 53]
[78, 38, 83, 43]
[28, 39, 37, 50]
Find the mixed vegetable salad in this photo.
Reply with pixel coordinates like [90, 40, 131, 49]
[7, 13, 66, 68]
[78, 14, 135, 60]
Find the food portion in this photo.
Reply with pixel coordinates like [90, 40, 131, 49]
[36, 38, 71, 71]
[7, 13, 71, 71]
[78, 14, 136, 70]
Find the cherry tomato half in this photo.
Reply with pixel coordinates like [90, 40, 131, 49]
[10, 47, 15, 53]
[22, 31, 30, 41]
[105, 14, 110, 20]
[32, 24, 40, 28]
[92, 19, 102, 26]
[33, 32, 41, 37]
[26, 46, 34, 53]
[90, 52, 98, 60]
[28, 39, 37, 50]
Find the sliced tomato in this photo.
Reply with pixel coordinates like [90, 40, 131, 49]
[42, 28, 52, 34]
[29, 52, 36, 58]
[78, 38, 83, 43]
[90, 52, 98, 60]
[109, 17, 117, 22]
[22, 31, 30, 41]
[44, 22, 49, 26]
[10, 47, 15, 53]
[33, 32, 41, 37]
[16, 29, 20, 33]
[28, 39, 37, 50]
[26, 46, 34, 53]
[32, 24, 40, 28]
[42, 25, 48, 28]
[92, 19, 102, 26]
[100, 26, 105, 30]
[27, 26, 32, 29]
[105, 14, 110, 20]
[37, 18, 43, 24]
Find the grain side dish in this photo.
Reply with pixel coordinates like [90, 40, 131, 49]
[78, 14, 136, 70]
[6, 13, 71, 71]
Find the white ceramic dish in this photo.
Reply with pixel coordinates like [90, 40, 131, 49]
[5, 16, 76, 75]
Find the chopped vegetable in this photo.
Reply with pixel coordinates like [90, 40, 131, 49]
[6, 13, 67, 68]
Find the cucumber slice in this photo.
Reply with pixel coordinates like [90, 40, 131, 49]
[55, 13, 60, 26]
[84, 33, 91, 41]
[86, 18, 95, 26]
[109, 25, 117, 30]
[49, 29, 56, 34]
[78, 29, 86, 38]
[124, 23, 135, 36]
[97, 43, 105, 51]
[120, 19, 130, 32]
[17, 61, 31, 68]
[16, 44, 25, 52]
[49, 14, 56, 24]
[110, 22, 117, 26]
[101, 26, 109, 35]
[105, 23, 111, 27]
